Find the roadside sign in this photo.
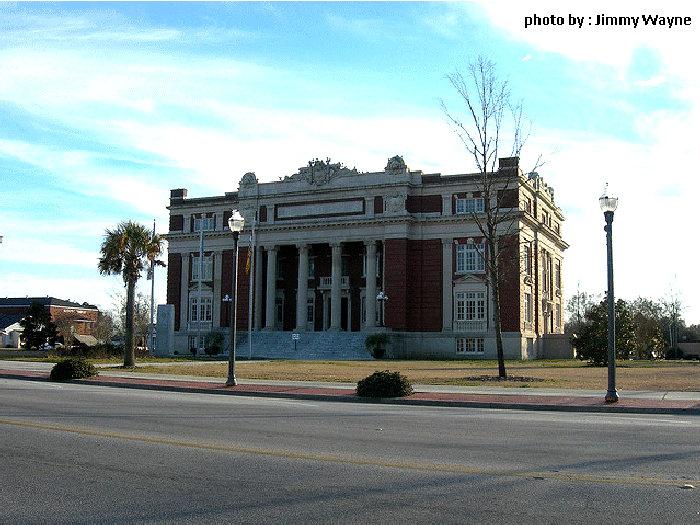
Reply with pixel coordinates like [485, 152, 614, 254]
[292, 332, 300, 341]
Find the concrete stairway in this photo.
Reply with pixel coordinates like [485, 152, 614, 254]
[229, 331, 371, 360]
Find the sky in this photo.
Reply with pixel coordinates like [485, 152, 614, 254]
[0, 1, 698, 323]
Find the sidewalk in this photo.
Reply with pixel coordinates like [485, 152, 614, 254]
[2, 364, 699, 415]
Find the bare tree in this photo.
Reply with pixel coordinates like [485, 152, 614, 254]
[53, 311, 83, 348]
[112, 290, 151, 349]
[442, 56, 542, 379]
[94, 310, 116, 344]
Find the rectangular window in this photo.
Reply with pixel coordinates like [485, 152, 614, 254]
[524, 292, 532, 324]
[189, 296, 212, 322]
[456, 243, 485, 273]
[555, 261, 561, 291]
[524, 197, 532, 214]
[307, 299, 314, 324]
[455, 197, 485, 214]
[523, 244, 532, 276]
[308, 257, 315, 279]
[455, 291, 486, 321]
[193, 216, 215, 232]
[275, 298, 283, 326]
[361, 296, 366, 324]
[191, 255, 213, 281]
[456, 337, 484, 354]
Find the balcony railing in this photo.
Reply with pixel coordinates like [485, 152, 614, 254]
[453, 320, 487, 332]
[319, 276, 349, 289]
[187, 321, 213, 332]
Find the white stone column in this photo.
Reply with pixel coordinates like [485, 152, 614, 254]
[365, 196, 375, 218]
[329, 242, 342, 331]
[265, 245, 278, 330]
[295, 244, 309, 331]
[211, 252, 221, 328]
[254, 245, 263, 330]
[364, 240, 377, 329]
[442, 238, 453, 332]
[442, 194, 452, 216]
[179, 254, 189, 333]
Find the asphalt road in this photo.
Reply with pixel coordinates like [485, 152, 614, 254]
[1, 378, 699, 524]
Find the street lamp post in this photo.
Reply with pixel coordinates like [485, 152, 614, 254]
[599, 187, 619, 403]
[376, 291, 388, 327]
[226, 210, 245, 386]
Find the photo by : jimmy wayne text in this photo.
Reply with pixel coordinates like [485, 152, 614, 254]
[524, 13, 693, 29]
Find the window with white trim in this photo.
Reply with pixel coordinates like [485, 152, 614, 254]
[189, 295, 212, 323]
[308, 257, 315, 279]
[456, 337, 484, 353]
[193, 216, 215, 232]
[523, 244, 533, 276]
[456, 243, 485, 273]
[455, 291, 486, 321]
[524, 292, 533, 324]
[191, 254, 213, 281]
[307, 299, 314, 324]
[455, 197, 485, 214]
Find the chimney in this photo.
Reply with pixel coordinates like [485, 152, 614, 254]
[170, 188, 188, 204]
[498, 157, 519, 171]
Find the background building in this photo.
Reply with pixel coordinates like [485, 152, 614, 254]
[0, 297, 99, 348]
[164, 156, 568, 359]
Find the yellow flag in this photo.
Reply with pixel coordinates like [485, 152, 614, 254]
[245, 248, 251, 275]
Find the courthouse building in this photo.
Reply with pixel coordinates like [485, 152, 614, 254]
[163, 155, 568, 359]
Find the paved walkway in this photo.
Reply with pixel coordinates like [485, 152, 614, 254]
[1, 360, 699, 415]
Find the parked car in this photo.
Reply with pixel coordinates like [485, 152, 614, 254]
[39, 342, 64, 351]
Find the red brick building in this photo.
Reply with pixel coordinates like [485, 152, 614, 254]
[164, 156, 568, 358]
[0, 297, 99, 346]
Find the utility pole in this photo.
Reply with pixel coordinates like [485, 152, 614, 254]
[148, 219, 156, 355]
[197, 227, 204, 354]
[248, 216, 256, 360]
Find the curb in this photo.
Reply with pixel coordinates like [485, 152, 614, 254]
[3, 371, 699, 416]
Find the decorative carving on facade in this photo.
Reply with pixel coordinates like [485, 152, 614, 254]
[284, 158, 358, 186]
[385, 155, 407, 174]
[239, 172, 258, 188]
[240, 206, 257, 225]
[384, 194, 405, 213]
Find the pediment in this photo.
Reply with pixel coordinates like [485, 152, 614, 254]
[454, 273, 487, 285]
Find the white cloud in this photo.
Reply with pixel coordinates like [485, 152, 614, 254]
[0, 237, 98, 268]
[0, 272, 162, 313]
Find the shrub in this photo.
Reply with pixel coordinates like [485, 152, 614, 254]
[665, 347, 685, 360]
[365, 333, 389, 359]
[203, 332, 224, 356]
[50, 358, 98, 382]
[356, 370, 413, 398]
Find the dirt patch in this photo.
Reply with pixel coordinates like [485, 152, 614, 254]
[461, 375, 548, 383]
[130, 359, 700, 392]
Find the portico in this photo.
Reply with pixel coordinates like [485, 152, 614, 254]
[252, 240, 382, 333]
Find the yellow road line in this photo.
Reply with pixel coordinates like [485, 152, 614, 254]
[1, 417, 697, 488]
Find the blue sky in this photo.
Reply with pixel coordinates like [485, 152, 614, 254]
[0, 1, 698, 323]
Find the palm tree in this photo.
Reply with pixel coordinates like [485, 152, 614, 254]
[98, 221, 164, 367]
